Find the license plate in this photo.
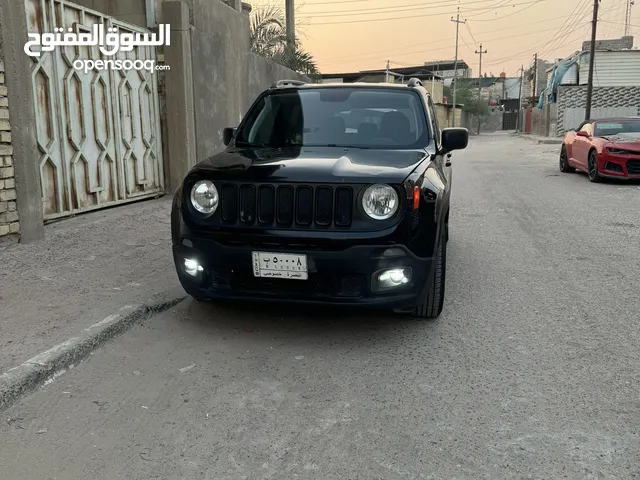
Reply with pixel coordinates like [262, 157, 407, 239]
[252, 251, 308, 280]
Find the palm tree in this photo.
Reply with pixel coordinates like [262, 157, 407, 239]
[249, 6, 319, 76]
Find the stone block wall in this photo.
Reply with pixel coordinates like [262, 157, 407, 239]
[556, 85, 640, 135]
[0, 59, 19, 239]
[582, 36, 634, 52]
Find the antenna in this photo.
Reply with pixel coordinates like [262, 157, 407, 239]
[624, 0, 635, 37]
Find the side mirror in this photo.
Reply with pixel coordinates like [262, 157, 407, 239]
[223, 127, 236, 146]
[576, 130, 590, 138]
[441, 127, 468, 153]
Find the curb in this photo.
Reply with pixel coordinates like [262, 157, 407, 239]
[0, 290, 186, 412]
[513, 133, 563, 145]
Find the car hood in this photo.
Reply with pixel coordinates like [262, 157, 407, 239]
[603, 133, 640, 149]
[190, 146, 430, 184]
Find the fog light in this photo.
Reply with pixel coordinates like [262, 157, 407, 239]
[184, 258, 204, 277]
[376, 268, 412, 290]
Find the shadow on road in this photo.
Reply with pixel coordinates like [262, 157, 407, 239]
[169, 296, 437, 346]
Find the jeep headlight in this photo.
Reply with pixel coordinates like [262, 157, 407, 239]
[362, 184, 398, 220]
[190, 180, 219, 214]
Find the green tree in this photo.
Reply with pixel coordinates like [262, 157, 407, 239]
[249, 6, 319, 77]
[444, 82, 489, 117]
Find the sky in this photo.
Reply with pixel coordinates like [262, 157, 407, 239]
[249, 0, 640, 77]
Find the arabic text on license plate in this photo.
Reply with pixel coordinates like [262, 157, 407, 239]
[252, 252, 308, 280]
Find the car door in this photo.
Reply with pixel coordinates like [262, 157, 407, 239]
[571, 122, 593, 170]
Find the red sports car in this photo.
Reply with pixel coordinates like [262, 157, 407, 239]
[560, 117, 640, 182]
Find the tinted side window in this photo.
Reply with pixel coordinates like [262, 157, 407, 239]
[427, 95, 441, 144]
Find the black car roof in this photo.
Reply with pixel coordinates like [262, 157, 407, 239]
[268, 79, 429, 93]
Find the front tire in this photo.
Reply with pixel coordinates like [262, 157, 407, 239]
[413, 233, 447, 319]
[588, 150, 602, 183]
[559, 145, 575, 173]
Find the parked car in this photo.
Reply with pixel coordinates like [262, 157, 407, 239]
[560, 117, 640, 181]
[171, 79, 468, 319]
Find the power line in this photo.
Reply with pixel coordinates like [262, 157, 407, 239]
[465, 22, 480, 46]
[464, 0, 546, 20]
[256, 0, 368, 5]
[317, 24, 577, 67]
[294, 0, 514, 16]
[536, 0, 592, 57]
[461, 0, 513, 18]
[538, 9, 592, 58]
[475, 21, 590, 67]
[600, 19, 639, 28]
[306, 0, 546, 25]
[319, 14, 571, 64]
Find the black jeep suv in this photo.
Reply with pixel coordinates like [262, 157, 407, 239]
[171, 79, 468, 318]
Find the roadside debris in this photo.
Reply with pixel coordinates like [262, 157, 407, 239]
[179, 364, 196, 373]
[6, 417, 25, 429]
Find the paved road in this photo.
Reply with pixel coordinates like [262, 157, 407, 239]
[1, 134, 639, 479]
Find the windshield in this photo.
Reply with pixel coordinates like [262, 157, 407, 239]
[594, 120, 640, 137]
[235, 87, 430, 149]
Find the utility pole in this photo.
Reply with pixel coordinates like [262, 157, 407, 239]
[385, 60, 390, 83]
[585, 0, 599, 121]
[475, 43, 487, 135]
[532, 53, 538, 97]
[451, 8, 466, 127]
[624, 0, 635, 36]
[285, 0, 295, 49]
[516, 65, 524, 132]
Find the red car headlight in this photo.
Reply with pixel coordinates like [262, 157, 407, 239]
[606, 147, 629, 155]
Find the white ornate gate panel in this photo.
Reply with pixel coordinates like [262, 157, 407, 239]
[26, 0, 165, 220]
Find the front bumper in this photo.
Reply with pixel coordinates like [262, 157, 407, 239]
[600, 157, 640, 179]
[173, 237, 433, 309]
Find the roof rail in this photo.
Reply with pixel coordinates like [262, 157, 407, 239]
[407, 77, 424, 87]
[271, 79, 306, 88]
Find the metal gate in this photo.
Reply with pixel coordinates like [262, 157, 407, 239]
[502, 111, 518, 130]
[26, 0, 165, 220]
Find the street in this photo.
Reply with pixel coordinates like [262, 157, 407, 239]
[1, 133, 639, 479]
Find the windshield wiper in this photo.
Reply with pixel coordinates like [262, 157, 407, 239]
[236, 142, 279, 148]
[318, 144, 371, 149]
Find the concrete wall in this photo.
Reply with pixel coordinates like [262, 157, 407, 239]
[245, 53, 307, 111]
[466, 108, 503, 134]
[435, 105, 463, 129]
[71, 0, 247, 29]
[163, 0, 308, 192]
[529, 103, 558, 137]
[70, 0, 147, 27]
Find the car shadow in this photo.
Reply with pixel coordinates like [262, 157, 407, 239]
[559, 169, 640, 186]
[171, 296, 437, 346]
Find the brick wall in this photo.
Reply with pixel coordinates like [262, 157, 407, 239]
[582, 36, 634, 52]
[0, 58, 19, 239]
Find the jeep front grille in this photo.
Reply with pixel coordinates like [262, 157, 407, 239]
[219, 183, 355, 229]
